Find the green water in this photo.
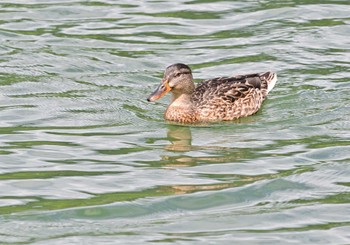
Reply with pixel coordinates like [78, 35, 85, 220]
[0, 0, 349, 244]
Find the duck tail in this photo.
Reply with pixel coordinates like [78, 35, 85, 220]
[260, 71, 277, 94]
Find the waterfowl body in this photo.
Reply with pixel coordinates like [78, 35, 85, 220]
[147, 63, 277, 123]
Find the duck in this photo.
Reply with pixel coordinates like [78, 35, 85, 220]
[147, 63, 277, 123]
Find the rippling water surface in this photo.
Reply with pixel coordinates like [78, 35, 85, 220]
[1, 0, 350, 244]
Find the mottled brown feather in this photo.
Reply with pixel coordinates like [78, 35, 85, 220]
[191, 73, 272, 121]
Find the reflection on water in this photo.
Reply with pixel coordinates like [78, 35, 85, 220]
[0, 0, 350, 244]
[165, 125, 192, 153]
[163, 125, 255, 167]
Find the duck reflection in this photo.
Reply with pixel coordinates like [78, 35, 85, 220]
[160, 124, 247, 168]
[158, 124, 255, 194]
[164, 124, 192, 152]
[146, 124, 279, 195]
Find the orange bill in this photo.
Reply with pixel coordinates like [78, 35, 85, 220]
[147, 79, 171, 102]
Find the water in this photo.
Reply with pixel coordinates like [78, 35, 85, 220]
[0, 0, 349, 244]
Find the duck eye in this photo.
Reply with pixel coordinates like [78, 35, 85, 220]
[174, 73, 181, 78]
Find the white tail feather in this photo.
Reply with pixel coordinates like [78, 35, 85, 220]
[267, 72, 277, 94]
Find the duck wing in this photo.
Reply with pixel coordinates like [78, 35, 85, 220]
[192, 72, 276, 121]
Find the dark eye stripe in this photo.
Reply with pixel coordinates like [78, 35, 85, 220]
[174, 71, 190, 77]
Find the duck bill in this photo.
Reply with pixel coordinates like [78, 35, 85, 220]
[147, 79, 171, 102]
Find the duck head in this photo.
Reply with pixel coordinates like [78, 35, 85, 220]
[147, 63, 194, 102]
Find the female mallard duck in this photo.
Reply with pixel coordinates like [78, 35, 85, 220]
[147, 63, 277, 123]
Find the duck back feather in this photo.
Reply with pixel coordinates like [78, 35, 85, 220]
[191, 72, 277, 121]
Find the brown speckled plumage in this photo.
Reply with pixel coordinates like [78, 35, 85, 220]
[147, 63, 277, 123]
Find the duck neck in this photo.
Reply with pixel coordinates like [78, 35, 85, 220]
[170, 92, 193, 107]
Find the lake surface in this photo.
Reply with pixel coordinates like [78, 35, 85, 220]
[0, 0, 349, 244]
